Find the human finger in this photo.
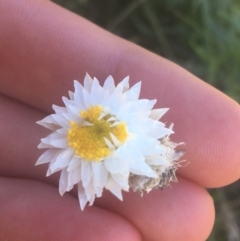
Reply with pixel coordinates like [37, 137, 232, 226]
[0, 177, 141, 241]
[96, 177, 215, 241]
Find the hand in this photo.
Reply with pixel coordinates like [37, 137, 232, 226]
[1, 0, 240, 240]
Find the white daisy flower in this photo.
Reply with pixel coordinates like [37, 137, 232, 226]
[36, 74, 184, 210]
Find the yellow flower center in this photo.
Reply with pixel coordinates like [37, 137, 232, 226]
[67, 105, 128, 161]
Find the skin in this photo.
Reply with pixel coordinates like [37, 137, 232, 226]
[0, 0, 240, 240]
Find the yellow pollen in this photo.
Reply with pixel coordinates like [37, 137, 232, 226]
[67, 105, 128, 161]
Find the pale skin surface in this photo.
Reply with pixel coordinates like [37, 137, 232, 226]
[0, 0, 240, 240]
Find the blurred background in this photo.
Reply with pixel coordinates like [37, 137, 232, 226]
[52, 0, 240, 240]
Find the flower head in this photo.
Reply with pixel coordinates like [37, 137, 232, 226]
[36, 74, 184, 210]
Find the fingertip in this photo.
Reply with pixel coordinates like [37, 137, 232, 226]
[177, 86, 240, 187]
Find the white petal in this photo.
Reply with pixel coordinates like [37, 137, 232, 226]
[131, 134, 163, 156]
[52, 104, 67, 114]
[116, 142, 142, 162]
[36, 121, 59, 131]
[73, 80, 83, 92]
[48, 148, 74, 175]
[74, 80, 83, 92]
[106, 116, 117, 122]
[35, 149, 58, 165]
[91, 162, 108, 197]
[119, 76, 129, 92]
[111, 173, 129, 191]
[149, 123, 173, 139]
[93, 183, 103, 198]
[81, 161, 92, 187]
[105, 176, 123, 201]
[129, 158, 157, 178]
[56, 128, 68, 135]
[41, 132, 68, 148]
[90, 78, 105, 105]
[125, 82, 141, 101]
[68, 164, 82, 187]
[150, 108, 169, 120]
[78, 182, 88, 210]
[36, 117, 58, 131]
[45, 150, 63, 176]
[37, 142, 52, 149]
[61, 112, 81, 123]
[110, 133, 121, 147]
[105, 83, 127, 114]
[59, 168, 68, 196]
[103, 137, 115, 150]
[62, 97, 84, 114]
[42, 138, 68, 148]
[103, 75, 115, 93]
[81, 121, 93, 126]
[84, 73, 93, 93]
[68, 91, 74, 100]
[51, 113, 69, 128]
[73, 80, 86, 108]
[117, 143, 157, 178]
[50, 139, 68, 148]
[66, 105, 81, 117]
[116, 100, 152, 121]
[84, 179, 95, 206]
[82, 88, 91, 109]
[127, 117, 168, 137]
[98, 111, 108, 120]
[37, 115, 62, 131]
[142, 99, 157, 110]
[67, 156, 81, 172]
[91, 162, 108, 186]
[113, 79, 124, 93]
[104, 157, 128, 175]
